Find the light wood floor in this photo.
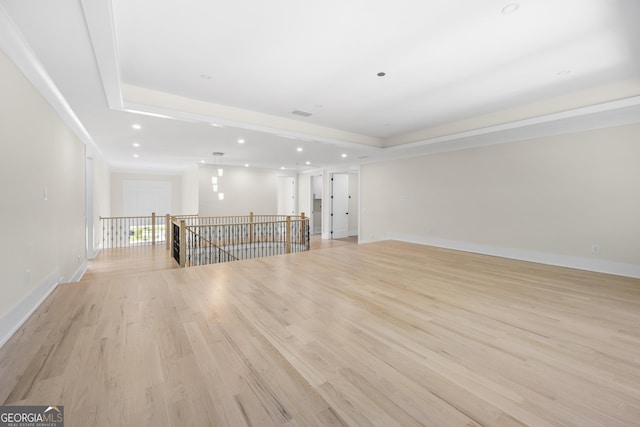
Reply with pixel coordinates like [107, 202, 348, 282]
[1, 240, 639, 426]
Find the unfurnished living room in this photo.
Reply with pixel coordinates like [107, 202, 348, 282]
[1, 1, 640, 426]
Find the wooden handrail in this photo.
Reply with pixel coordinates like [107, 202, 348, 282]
[175, 218, 307, 228]
[100, 215, 154, 220]
[98, 212, 310, 265]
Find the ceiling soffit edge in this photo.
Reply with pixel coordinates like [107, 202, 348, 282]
[80, 0, 122, 109]
[81, 0, 384, 150]
[80, 1, 640, 164]
[382, 97, 640, 157]
[385, 78, 640, 148]
[121, 84, 383, 149]
[0, 4, 100, 154]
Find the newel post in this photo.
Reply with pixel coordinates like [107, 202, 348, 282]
[151, 212, 156, 245]
[299, 212, 306, 244]
[286, 216, 292, 254]
[165, 214, 171, 250]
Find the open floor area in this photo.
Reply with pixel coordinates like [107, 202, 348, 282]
[1, 241, 639, 426]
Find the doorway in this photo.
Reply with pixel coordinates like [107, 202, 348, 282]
[331, 173, 350, 239]
[311, 175, 322, 235]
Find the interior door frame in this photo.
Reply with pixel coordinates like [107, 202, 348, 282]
[330, 173, 350, 239]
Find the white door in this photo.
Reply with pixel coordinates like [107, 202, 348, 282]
[331, 174, 349, 239]
[277, 176, 296, 215]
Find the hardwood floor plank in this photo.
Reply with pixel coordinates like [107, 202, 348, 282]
[1, 240, 639, 426]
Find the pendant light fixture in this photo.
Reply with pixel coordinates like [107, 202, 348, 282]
[212, 152, 224, 200]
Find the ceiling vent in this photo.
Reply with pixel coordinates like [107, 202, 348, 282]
[292, 109, 312, 117]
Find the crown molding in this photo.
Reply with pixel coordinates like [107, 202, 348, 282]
[80, 0, 123, 109]
[0, 4, 102, 156]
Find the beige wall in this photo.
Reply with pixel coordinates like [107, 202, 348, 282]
[361, 124, 640, 277]
[0, 50, 86, 341]
[198, 165, 280, 216]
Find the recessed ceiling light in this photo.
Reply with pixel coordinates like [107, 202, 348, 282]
[280, 166, 286, 170]
[133, 154, 139, 158]
[200, 160, 206, 163]
[211, 123, 223, 127]
[132, 142, 140, 147]
[297, 147, 303, 152]
[377, 72, 386, 77]
[292, 110, 312, 117]
[132, 124, 141, 130]
[238, 139, 245, 144]
[501, 3, 519, 14]
[341, 153, 347, 158]
[305, 161, 311, 165]
[244, 163, 250, 167]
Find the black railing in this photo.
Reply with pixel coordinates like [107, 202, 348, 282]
[172, 221, 181, 265]
[101, 213, 166, 248]
[171, 214, 310, 267]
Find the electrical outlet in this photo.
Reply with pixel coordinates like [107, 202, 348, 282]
[591, 243, 600, 254]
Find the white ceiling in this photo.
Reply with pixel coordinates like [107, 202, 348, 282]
[1, 0, 640, 173]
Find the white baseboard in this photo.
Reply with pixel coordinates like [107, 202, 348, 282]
[0, 270, 60, 348]
[71, 261, 88, 283]
[386, 233, 640, 279]
[89, 243, 102, 260]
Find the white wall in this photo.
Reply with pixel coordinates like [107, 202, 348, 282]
[110, 172, 182, 216]
[0, 49, 87, 344]
[198, 165, 284, 216]
[348, 173, 359, 236]
[87, 146, 111, 257]
[181, 165, 199, 214]
[361, 123, 640, 277]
